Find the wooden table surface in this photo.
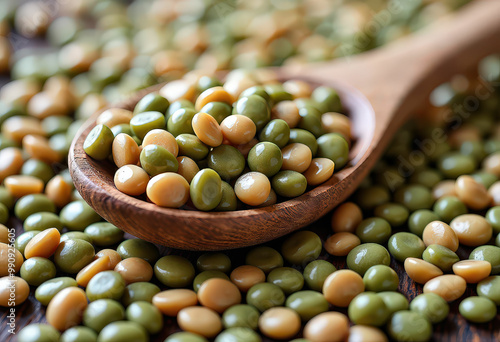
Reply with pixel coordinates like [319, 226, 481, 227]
[1, 212, 499, 342]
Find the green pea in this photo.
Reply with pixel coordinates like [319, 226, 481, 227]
[54, 239, 95, 274]
[298, 106, 323, 138]
[0, 102, 25, 127]
[35, 277, 78, 306]
[208, 145, 245, 181]
[458, 296, 497, 323]
[167, 108, 196, 137]
[289, 129, 318, 156]
[24, 212, 63, 232]
[175, 134, 209, 161]
[422, 244, 459, 272]
[472, 171, 498, 189]
[409, 168, 442, 188]
[49, 133, 71, 156]
[285, 290, 329, 321]
[60, 231, 93, 243]
[378, 291, 408, 315]
[165, 332, 208, 342]
[121, 282, 161, 307]
[477, 276, 500, 305]
[193, 271, 229, 292]
[347, 243, 391, 276]
[166, 100, 195, 119]
[311, 86, 341, 113]
[197, 76, 222, 93]
[259, 119, 290, 148]
[84, 222, 123, 247]
[86, 271, 126, 302]
[154, 255, 195, 288]
[126, 301, 163, 334]
[134, 93, 170, 115]
[469, 245, 500, 274]
[485, 138, 500, 154]
[20, 257, 57, 286]
[0, 186, 14, 209]
[215, 181, 237, 211]
[15, 231, 41, 255]
[271, 170, 307, 198]
[438, 152, 476, 178]
[84, 124, 114, 160]
[486, 206, 500, 234]
[374, 203, 409, 227]
[354, 186, 390, 211]
[264, 84, 293, 105]
[18, 324, 60, 342]
[15, 194, 56, 221]
[140, 144, 178, 176]
[190, 169, 222, 211]
[245, 246, 284, 273]
[433, 196, 468, 223]
[355, 217, 392, 244]
[394, 184, 434, 212]
[42, 116, 73, 137]
[408, 209, 440, 236]
[233, 95, 270, 130]
[129, 111, 165, 140]
[197, 252, 231, 273]
[388, 232, 426, 262]
[60, 326, 98, 342]
[348, 292, 390, 326]
[0, 203, 8, 225]
[302, 260, 336, 291]
[83, 299, 125, 332]
[363, 265, 399, 292]
[97, 321, 148, 342]
[200, 102, 232, 124]
[316, 133, 349, 169]
[267, 267, 304, 295]
[111, 124, 133, 137]
[21, 159, 54, 183]
[387, 311, 432, 342]
[248, 142, 283, 177]
[459, 141, 485, 161]
[117, 239, 160, 263]
[240, 86, 271, 104]
[60, 200, 101, 231]
[281, 231, 322, 266]
[410, 293, 449, 323]
[222, 304, 260, 330]
[214, 327, 261, 342]
[246, 283, 285, 312]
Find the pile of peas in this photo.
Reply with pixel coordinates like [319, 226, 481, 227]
[0, 0, 470, 104]
[1, 57, 500, 341]
[83, 70, 349, 210]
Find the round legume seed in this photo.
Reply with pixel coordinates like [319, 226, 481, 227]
[17, 324, 60, 342]
[234, 172, 271, 206]
[459, 296, 497, 323]
[348, 292, 390, 326]
[387, 311, 432, 342]
[404, 257, 443, 284]
[423, 274, 467, 302]
[346, 243, 391, 276]
[192, 112, 223, 147]
[285, 290, 329, 321]
[455, 175, 491, 210]
[246, 283, 285, 312]
[388, 232, 426, 262]
[348, 325, 388, 342]
[453, 260, 491, 283]
[324, 232, 360, 256]
[303, 260, 336, 292]
[323, 269, 364, 307]
[281, 230, 322, 266]
[410, 292, 449, 323]
[449, 214, 493, 247]
[0, 276, 30, 307]
[303, 157, 335, 186]
[258, 307, 301, 340]
[147, 172, 189, 208]
[197, 278, 241, 313]
[303, 312, 349, 342]
[46, 287, 88, 331]
[230, 265, 266, 292]
[152, 289, 198, 316]
[331, 202, 363, 233]
[177, 306, 222, 338]
[422, 220, 459, 252]
[154, 255, 195, 288]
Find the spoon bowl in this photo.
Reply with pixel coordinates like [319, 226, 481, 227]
[69, 1, 500, 250]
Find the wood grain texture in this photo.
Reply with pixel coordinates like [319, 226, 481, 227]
[1, 216, 499, 341]
[69, 0, 500, 250]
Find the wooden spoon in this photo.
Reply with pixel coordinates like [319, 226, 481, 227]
[69, 1, 500, 251]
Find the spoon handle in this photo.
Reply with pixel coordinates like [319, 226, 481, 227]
[291, 0, 500, 145]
